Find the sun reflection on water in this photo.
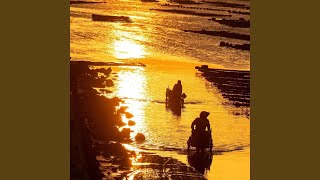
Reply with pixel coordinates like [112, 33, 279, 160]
[112, 29, 147, 59]
[117, 67, 146, 99]
[116, 67, 147, 136]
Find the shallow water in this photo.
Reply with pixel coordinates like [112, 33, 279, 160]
[103, 59, 249, 152]
[105, 59, 250, 179]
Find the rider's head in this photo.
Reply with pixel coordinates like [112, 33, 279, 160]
[200, 111, 210, 118]
[177, 80, 181, 84]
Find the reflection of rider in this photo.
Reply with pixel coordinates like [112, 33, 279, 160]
[187, 152, 213, 174]
[191, 111, 211, 151]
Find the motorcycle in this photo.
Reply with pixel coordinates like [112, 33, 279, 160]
[187, 128, 213, 153]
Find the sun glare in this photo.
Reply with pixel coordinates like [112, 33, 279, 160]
[116, 67, 147, 134]
[112, 29, 147, 59]
[117, 68, 146, 99]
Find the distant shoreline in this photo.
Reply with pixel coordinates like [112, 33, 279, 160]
[70, 1, 106, 5]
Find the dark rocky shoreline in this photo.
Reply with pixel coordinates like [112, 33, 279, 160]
[70, 61, 138, 179]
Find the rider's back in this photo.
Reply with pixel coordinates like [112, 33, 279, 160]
[192, 118, 210, 132]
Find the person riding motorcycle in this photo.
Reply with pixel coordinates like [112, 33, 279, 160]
[190, 111, 211, 152]
[191, 111, 211, 133]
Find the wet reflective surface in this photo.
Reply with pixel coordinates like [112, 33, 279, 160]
[187, 152, 214, 175]
[102, 60, 250, 179]
[103, 61, 250, 151]
[70, 0, 250, 70]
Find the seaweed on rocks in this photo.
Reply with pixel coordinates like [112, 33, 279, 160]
[92, 14, 132, 23]
[161, 3, 230, 12]
[141, 0, 159, 2]
[150, 8, 232, 17]
[202, 1, 250, 10]
[195, 65, 250, 110]
[70, 1, 106, 4]
[210, 18, 250, 28]
[228, 10, 250, 15]
[219, 41, 250, 51]
[168, 0, 203, 4]
[184, 29, 250, 41]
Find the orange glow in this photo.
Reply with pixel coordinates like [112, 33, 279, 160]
[116, 67, 147, 135]
[112, 29, 147, 59]
[117, 67, 146, 99]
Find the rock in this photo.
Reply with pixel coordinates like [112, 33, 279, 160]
[105, 79, 114, 87]
[100, 89, 112, 94]
[111, 167, 118, 173]
[125, 112, 134, 119]
[120, 128, 131, 139]
[128, 120, 136, 126]
[117, 106, 128, 114]
[219, 41, 250, 51]
[122, 138, 133, 144]
[201, 65, 208, 70]
[135, 133, 146, 141]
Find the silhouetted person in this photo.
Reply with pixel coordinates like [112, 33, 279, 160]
[172, 80, 182, 97]
[172, 80, 182, 106]
[191, 111, 211, 153]
[191, 111, 210, 133]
